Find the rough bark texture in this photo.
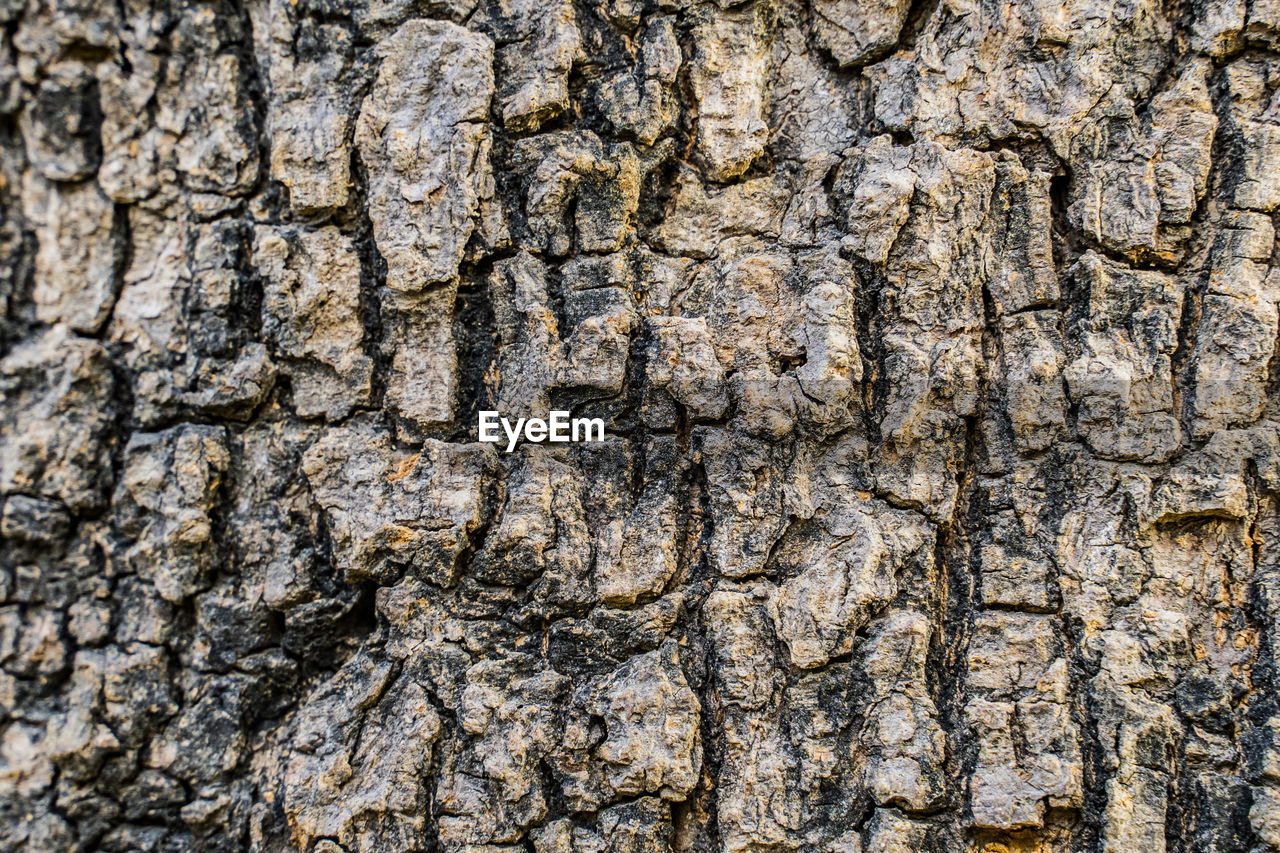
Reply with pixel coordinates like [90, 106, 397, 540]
[4, 1, 1280, 852]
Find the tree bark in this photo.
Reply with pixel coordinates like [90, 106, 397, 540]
[2, 1, 1279, 852]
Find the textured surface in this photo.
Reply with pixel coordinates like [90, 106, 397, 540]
[3, 1, 1280, 852]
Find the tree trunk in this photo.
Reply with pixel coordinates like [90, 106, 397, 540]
[2, 1, 1278, 851]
